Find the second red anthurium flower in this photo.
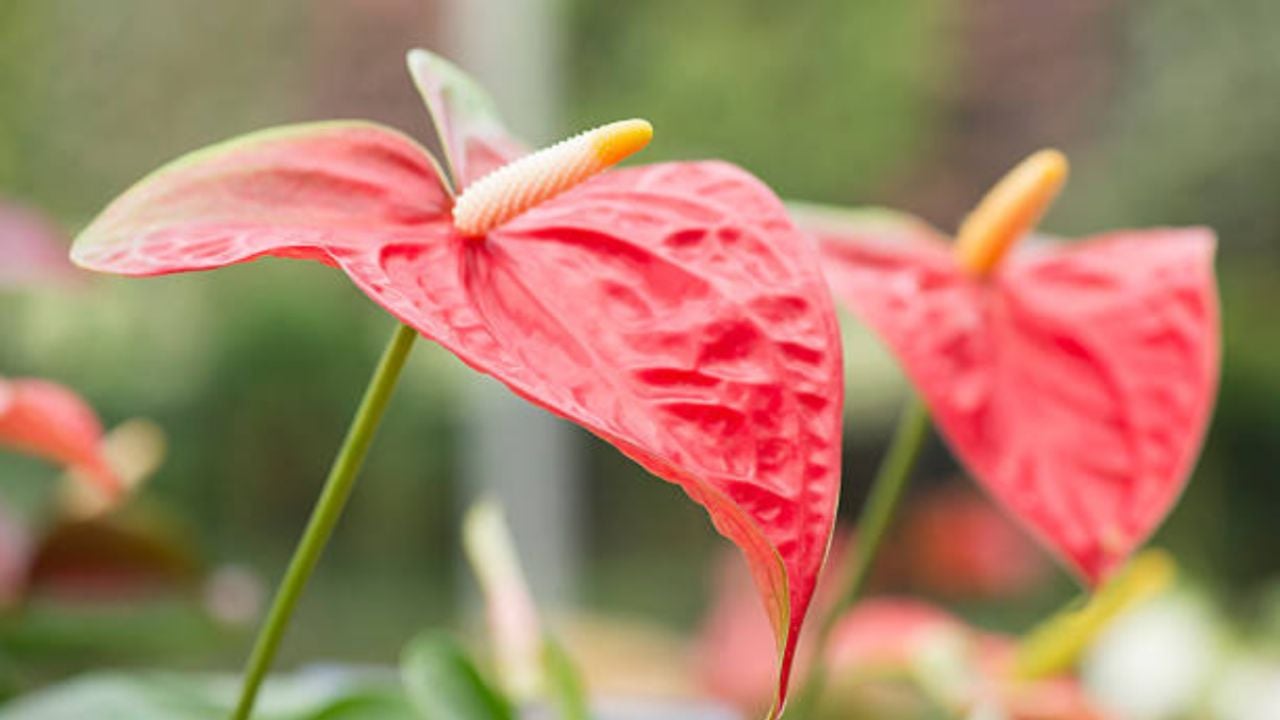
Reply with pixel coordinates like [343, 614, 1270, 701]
[802, 151, 1218, 585]
[0, 376, 120, 500]
[70, 49, 844, 713]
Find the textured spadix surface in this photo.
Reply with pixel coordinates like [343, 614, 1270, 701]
[803, 206, 1217, 584]
[70, 50, 843, 714]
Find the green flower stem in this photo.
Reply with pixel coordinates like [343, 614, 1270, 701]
[791, 392, 930, 719]
[231, 322, 417, 720]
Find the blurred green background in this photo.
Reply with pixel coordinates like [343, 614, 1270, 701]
[0, 0, 1276, 701]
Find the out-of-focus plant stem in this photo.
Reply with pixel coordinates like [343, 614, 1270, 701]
[230, 322, 417, 720]
[790, 393, 930, 719]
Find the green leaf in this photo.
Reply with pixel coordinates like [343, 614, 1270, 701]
[0, 669, 406, 720]
[400, 633, 515, 720]
[308, 692, 418, 720]
[540, 634, 589, 720]
[0, 673, 221, 720]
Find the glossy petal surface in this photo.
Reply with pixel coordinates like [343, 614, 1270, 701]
[0, 378, 119, 496]
[810, 208, 1218, 583]
[71, 122, 454, 276]
[349, 161, 842, 709]
[70, 105, 843, 710]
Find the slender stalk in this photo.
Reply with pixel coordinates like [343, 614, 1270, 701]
[790, 393, 931, 718]
[231, 323, 417, 720]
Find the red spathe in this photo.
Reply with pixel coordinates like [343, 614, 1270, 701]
[0, 378, 118, 496]
[813, 209, 1218, 584]
[71, 51, 845, 713]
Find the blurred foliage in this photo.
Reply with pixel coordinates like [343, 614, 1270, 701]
[1060, 0, 1280, 255]
[1052, 0, 1280, 590]
[0, 0, 309, 222]
[0, 667, 412, 720]
[566, 0, 952, 202]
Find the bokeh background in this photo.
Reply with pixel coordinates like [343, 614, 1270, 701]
[1, 0, 1277, 711]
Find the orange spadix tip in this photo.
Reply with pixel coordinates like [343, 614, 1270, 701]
[592, 119, 653, 165]
[954, 149, 1069, 276]
[453, 118, 655, 236]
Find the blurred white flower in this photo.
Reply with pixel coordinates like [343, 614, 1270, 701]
[1211, 656, 1280, 720]
[204, 564, 264, 627]
[1082, 592, 1220, 719]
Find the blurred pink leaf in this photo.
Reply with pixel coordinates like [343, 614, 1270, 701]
[0, 200, 78, 288]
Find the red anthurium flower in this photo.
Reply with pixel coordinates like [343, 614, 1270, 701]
[802, 150, 1219, 584]
[69, 49, 843, 712]
[0, 199, 78, 288]
[0, 377, 121, 498]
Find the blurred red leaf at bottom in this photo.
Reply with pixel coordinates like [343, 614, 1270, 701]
[697, 553, 1108, 720]
[891, 483, 1051, 599]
